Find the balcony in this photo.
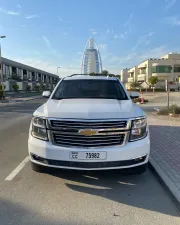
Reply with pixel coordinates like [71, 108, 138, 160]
[152, 73, 174, 82]
[128, 77, 134, 83]
[152, 73, 171, 78]
[12, 75, 22, 81]
[137, 74, 146, 81]
[138, 65, 147, 69]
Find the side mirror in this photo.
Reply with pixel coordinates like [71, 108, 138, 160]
[130, 91, 140, 99]
[42, 91, 51, 98]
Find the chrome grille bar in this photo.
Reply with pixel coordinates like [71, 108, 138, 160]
[49, 120, 129, 130]
[53, 133, 124, 139]
[52, 136, 125, 147]
[49, 119, 129, 148]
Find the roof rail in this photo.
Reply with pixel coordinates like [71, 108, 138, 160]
[67, 74, 89, 77]
[106, 75, 119, 80]
[66, 74, 118, 79]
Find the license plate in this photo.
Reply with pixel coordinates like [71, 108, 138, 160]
[70, 152, 107, 160]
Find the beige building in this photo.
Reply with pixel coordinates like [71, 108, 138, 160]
[126, 52, 180, 89]
[1, 57, 59, 91]
[127, 66, 138, 83]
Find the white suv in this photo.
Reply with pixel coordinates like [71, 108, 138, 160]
[28, 75, 150, 174]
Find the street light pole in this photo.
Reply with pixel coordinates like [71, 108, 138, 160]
[57, 67, 60, 76]
[0, 36, 6, 98]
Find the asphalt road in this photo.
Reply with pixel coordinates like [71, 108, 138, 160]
[0, 99, 179, 225]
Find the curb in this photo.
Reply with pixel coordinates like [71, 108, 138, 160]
[149, 157, 180, 212]
[0, 96, 42, 104]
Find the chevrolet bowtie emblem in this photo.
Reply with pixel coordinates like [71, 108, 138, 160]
[78, 129, 98, 136]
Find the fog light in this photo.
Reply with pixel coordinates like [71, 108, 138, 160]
[133, 155, 146, 163]
[31, 154, 48, 164]
[134, 157, 143, 162]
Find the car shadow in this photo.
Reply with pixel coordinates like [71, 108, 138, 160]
[0, 198, 80, 225]
[46, 168, 180, 217]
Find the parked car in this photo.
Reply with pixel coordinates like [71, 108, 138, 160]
[28, 75, 150, 174]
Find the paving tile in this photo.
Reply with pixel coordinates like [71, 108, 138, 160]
[148, 114, 180, 207]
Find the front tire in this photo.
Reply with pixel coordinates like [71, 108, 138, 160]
[31, 162, 45, 173]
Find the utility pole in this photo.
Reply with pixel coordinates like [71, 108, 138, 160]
[166, 79, 170, 109]
[0, 36, 6, 99]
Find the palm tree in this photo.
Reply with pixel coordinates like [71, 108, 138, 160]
[148, 76, 158, 93]
[130, 81, 140, 89]
[101, 70, 109, 76]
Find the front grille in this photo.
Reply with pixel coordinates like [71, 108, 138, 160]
[49, 119, 128, 148]
[52, 132, 125, 147]
[50, 120, 127, 129]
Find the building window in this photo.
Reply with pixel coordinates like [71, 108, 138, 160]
[174, 67, 180, 72]
[140, 68, 146, 74]
[152, 65, 171, 73]
[17, 68, 20, 76]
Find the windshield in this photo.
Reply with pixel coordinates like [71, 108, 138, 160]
[52, 79, 128, 100]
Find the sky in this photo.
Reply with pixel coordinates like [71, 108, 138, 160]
[0, 0, 180, 77]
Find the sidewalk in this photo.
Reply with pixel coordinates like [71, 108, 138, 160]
[0, 96, 42, 106]
[143, 92, 180, 107]
[147, 113, 180, 210]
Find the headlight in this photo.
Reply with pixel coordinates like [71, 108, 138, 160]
[32, 117, 46, 128]
[31, 117, 48, 141]
[129, 117, 147, 141]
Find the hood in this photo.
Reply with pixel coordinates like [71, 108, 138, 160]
[34, 99, 145, 119]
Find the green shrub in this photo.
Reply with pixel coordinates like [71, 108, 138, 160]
[35, 85, 40, 92]
[132, 98, 149, 103]
[0, 90, 3, 99]
[26, 85, 31, 91]
[157, 105, 180, 115]
[133, 98, 141, 103]
[45, 84, 49, 89]
[0, 84, 6, 90]
[12, 84, 19, 92]
[168, 105, 180, 114]
[41, 84, 46, 90]
[148, 76, 158, 86]
[127, 88, 166, 92]
[0, 84, 5, 99]
[157, 107, 169, 115]
[130, 81, 140, 89]
[12, 75, 22, 81]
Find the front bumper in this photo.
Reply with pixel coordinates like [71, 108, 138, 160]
[28, 134, 150, 170]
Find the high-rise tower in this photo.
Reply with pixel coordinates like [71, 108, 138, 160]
[81, 37, 102, 74]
